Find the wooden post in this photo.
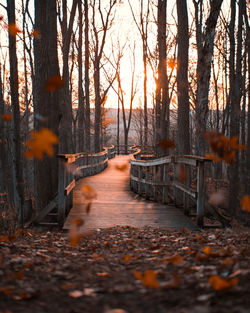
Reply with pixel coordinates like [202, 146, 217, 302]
[197, 161, 205, 227]
[145, 166, 150, 199]
[138, 166, 142, 195]
[162, 164, 167, 203]
[183, 165, 190, 215]
[58, 158, 66, 228]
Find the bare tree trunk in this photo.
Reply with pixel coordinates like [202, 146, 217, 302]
[229, 0, 243, 216]
[243, 4, 250, 194]
[77, 0, 85, 152]
[177, 0, 190, 155]
[194, 0, 223, 155]
[33, 0, 60, 212]
[7, 0, 24, 227]
[84, 0, 91, 151]
[60, 0, 77, 154]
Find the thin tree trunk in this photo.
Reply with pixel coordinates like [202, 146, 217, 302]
[77, 0, 85, 152]
[7, 0, 24, 227]
[84, 0, 90, 151]
[177, 0, 190, 155]
[195, 0, 223, 155]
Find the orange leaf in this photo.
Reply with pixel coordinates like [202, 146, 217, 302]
[115, 163, 128, 171]
[157, 139, 176, 150]
[132, 270, 159, 289]
[31, 29, 40, 39]
[81, 185, 97, 200]
[1, 114, 12, 122]
[164, 254, 183, 265]
[25, 128, 58, 160]
[208, 275, 238, 291]
[97, 272, 109, 278]
[123, 255, 131, 262]
[7, 23, 22, 36]
[221, 258, 234, 265]
[168, 57, 178, 70]
[0, 287, 13, 295]
[69, 218, 84, 246]
[241, 195, 250, 212]
[45, 75, 64, 92]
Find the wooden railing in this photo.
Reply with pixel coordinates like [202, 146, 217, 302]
[130, 147, 211, 227]
[33, 145, 115, 228]
[115, 144, 154, 155]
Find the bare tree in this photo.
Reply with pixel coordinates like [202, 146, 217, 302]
[33, 0, 60, 212]
[176, 0, 190, 155]
[7, 0, 25, 227]
[90, 0, 117, 152]
[128, 0, 150, 146]
[192, 0, 223, 155]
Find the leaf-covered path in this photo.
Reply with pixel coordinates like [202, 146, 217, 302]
[64, 156, 198, 231]
[0, 227, 249, 313]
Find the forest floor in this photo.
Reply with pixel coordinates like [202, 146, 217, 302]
[0, 226, 249, 313]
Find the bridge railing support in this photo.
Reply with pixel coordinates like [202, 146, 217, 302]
[130, 151, 211, 228]
[31, 145, 115, 228]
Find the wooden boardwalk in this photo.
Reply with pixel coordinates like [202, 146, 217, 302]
[64, 156, 198, 230]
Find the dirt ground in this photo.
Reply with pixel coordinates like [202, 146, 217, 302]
[0, 226, 249, 313]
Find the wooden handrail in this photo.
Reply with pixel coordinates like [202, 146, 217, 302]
[32, 145, 115, 228]
[57, 144, 115, 227]
[129, 150, 212, 227]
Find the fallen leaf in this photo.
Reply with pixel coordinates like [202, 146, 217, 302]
[69, 218, 84, 246]
[0, 287, 13, 295]
[97, 272, 109, 278]
[105, 309, 128, 313]
[164, 254, 183, 265]
[115, 163, 128, 171]
[157, 139, 176, 150]
[25, 128, 58, 160]
[83, 288, 96, 297]
[208, 275, 238, 291]
[69, 290, 84, 298]
[7, 23, 22, 36]
[221, 258, 234, 265]
[132, 270, 159, 289]
[45, 75, 64, 92]
[1, 114, 12, 122]
[81, 184, 97, 200]
[240, 195, 250, 212]
[204, 132, 246, 164]
[122, 255, 131, 262]
[31, 29, 40, 39]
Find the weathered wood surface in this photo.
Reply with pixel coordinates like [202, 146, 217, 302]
[64, 156, 198, 230]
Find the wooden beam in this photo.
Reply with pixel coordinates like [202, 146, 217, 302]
[64, 179, 75, 196]
[32, 195, 58, 224]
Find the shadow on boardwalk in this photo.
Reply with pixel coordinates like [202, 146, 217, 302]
[64, 156, 198, 231]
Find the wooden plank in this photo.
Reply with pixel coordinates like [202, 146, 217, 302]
[64, 156, 198, 231]
[64, 179, 75, 196]
[32, 195, 58, 223]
